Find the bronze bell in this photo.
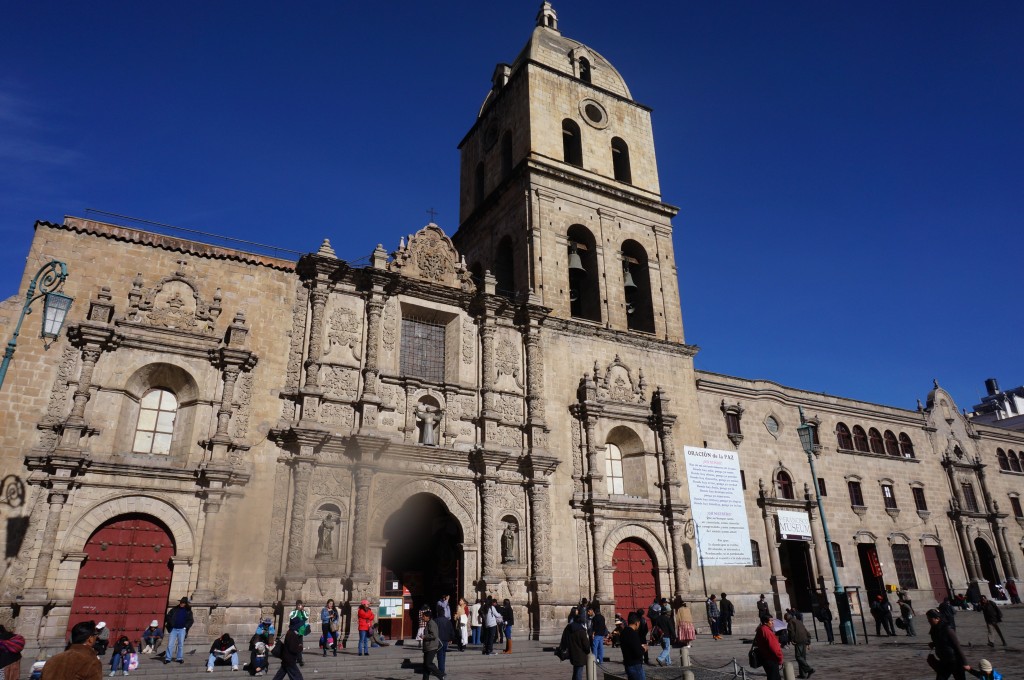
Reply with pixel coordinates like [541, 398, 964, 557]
[568, 244, 585, 275]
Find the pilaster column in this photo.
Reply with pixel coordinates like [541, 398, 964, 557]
[590, 517, 609, 603]
[303, 289, 329, 388]
[527, 480, 551, 586]
[29, 491, 68, 591]
[480, 321, 496, 417]
[193, 493, 224, 598]
[583, 418, 603, 492]
[761, 507, 786, 617]
[349, 467, 373, 580]
[1000, 526, 1019, 579]
[286, 461, 314, 574]
[479, 478, 498, 582]
[523, 323, 546, 426]
[215, 367, 240, 438]
[993, 521, 1013, 581]
[956, 521, 977, 580]
[67, 349, 100, 425]
[808, 507, 832, 593]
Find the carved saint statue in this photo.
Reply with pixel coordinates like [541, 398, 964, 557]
[317, 513, 338, 557]
[415, 403, 444, 446]
[501, 523, 517, 564]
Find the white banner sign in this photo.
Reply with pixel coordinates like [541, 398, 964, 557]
[777, 510, 812, 541]
[684, 447, 752, 566]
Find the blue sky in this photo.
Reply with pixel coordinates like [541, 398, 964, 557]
[2, 1, 1021, 413]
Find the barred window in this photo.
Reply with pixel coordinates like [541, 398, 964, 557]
[869, 428, 885, 454]
[852, 426, 869, 452]
[882, 484, 898, 510]
[400, 317, 446, 383]
[1010, 496, 1023, 519]
[836, 423, 853, 450]
[912, 487, 928, 512]
[848, 480, 865, 507]
[884, 430, 900, 456]
[961, 483, 979, 513]
[750, 540, 762, 567]
[891, 544, 918, 589]
[831, 542, 844, 567]
[899, 433, 916, 458]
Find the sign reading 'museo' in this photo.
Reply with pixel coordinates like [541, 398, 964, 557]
[684, 446, 752, 566]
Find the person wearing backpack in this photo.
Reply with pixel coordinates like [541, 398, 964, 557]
[649, 604, 673, 667]
[271, 618, 304, 680]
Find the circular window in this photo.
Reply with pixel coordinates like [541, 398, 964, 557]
[579, 99, 608, 129]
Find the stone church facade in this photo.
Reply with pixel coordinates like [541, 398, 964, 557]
[1, 3, 1023, 652]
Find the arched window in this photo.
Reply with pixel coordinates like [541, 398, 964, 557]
[133, 388, 178, 455]
[868, 428, 884, 454]
[884, 431, 900, 456]
[997, 449, 1010, 471]
[852, 426, 869, 452]
[836, 423, 853, 450]
[474, 161, 485, 206]
[562, 119, 583, 167]
[607, 426, 648, 497]
[1010, 450, 1022, 473]
[776, 471, 795, 500]
[606, 443, 624, 495]
[567, 225, 601, 322]
[899, 433, 915, 458]
[749, 540, 762, 567]
[621, 240, 654, 333]
[611, 137, 631, 183]
[578, 56, 592, 83]
[500, 131, 513, 179]
[494, 236, 516, 300]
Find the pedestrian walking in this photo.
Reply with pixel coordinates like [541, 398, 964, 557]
[650, 604, 673, 667]
[163, 597, 194, 665]
[870, 595, 895, 637]
[757, 594, 770, 619]
[559, 608, 590, 680]
[41, 621, 102, 680]
[619, 612, 647, 680]
[978, 596, 1006, 647]
[898, 595, 917, 637]
[588, 603, 607, 663]
[754, 614, 783, 680]
[968, 658, 1002, 679]
[270, 618, 305, 680]
[674, 602, 695, 647]
[939, 597, 957, 630]
[434, 605, 453, 677]
[719, 593, 734, 635]
[926, 608, 970, 680]
[785, 613, 814, 679]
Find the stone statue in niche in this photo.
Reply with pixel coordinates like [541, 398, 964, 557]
[316, 513, 338, 557]
[501, 523, 517, 564]
[415, 403, 444, 446]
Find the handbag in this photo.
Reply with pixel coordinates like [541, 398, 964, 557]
[330, 620, 340, 633]
[554, 646, 568, 661]
[748, 644, 762, 669]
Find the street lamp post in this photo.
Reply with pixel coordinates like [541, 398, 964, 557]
[0, 259, 73, 392]
[797, 407, 857, 645]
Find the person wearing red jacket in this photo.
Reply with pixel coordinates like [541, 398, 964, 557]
[357, 600, 375, 656]
[754, 614, 783, 680]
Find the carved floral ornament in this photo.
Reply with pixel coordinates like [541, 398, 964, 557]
[124, 260, 222, 335]
[594, 355, 647, 404]
[388, 223, 476, 292]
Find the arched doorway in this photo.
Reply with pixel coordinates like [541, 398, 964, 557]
[68, 515, 175, 641]
[612, 539, 657, 614]
[975, 537, 1001, 597]
[381, 494, 463, 639]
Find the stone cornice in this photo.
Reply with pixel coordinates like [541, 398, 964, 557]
[546, 317, 697, 358]
[44, 218, 295, 271]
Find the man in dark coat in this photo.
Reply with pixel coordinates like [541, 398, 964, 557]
[560, 610, 590, 680]
[786, 613, 814, 678]
[164, 596, 194, 664]
[588, 603, 608, 664]
[435, 605, 454, 677]
[719, 593, 735, 635]
[939, 597, 957, 630]
[619, 612, 647, 680]
[271, 618, 304, 680]
[41, 621, 102, 680]
[926, 609, 970, 680]
[419, 607, 444, 680]
[978, 596, 1006, 647]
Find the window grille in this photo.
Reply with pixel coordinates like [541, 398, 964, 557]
[400, 317, 446, 383]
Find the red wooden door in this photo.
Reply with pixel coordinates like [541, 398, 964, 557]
[612, 539, 657, 614]
[68, 516, 175, 643]
[923, 545, 950, 603]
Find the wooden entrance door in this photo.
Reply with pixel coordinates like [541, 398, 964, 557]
[923, 545, 950, 603]
[68, 516, 175, 642]
[612, 539, 657, 613]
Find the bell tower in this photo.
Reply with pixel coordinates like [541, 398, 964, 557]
[453, 2, 685, 342]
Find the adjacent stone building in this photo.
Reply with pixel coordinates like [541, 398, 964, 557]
[1, 3, 1022, 653]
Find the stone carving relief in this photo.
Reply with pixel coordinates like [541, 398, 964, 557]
[576, 517, 591, 594]
[282, 282, 309, 420]
[124, 260, 222, 335]
[39, 344, 79, 449]
[486, 424, 523, 449]
[323, 366, 359, 401]
[310, 468, 351, 499]
[325, 303, 362, 364]
[495, 336, 523, 388]
[320, 403, 355, 430]
[388, 224, 476, 292]
[462, 325, 475, 365]
[496, 394, 524, 424]
[595, 355, 646, 404]
[381, 298, 398, 353]
[231, 372, 254, 439]
[571, 419, 584, 493]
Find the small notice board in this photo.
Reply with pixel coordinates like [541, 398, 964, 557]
[378, 597, 404, 619]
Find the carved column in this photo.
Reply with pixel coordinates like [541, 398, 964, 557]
[590, 517, 610, 603]
[479, 478, 499, 582]
[583, 418, 603, 493]
[360, 294, 385, 400]
[349, 467, 374, 581]
[215, 367, 240, 438]
[956, 520, 977, 580]
[808, 507, 832, 593]
[523, 321, 546, 426]
[652, 389, 685, 597]
[193, 493, 224, 599]
[286, 461, 314, 575]
[303, 289, 329, 389]
[993, 520, 1013, 581]
[29, 491, 68, 591]
[527, 480, 551, 586]
[480, 320, 497, 417]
